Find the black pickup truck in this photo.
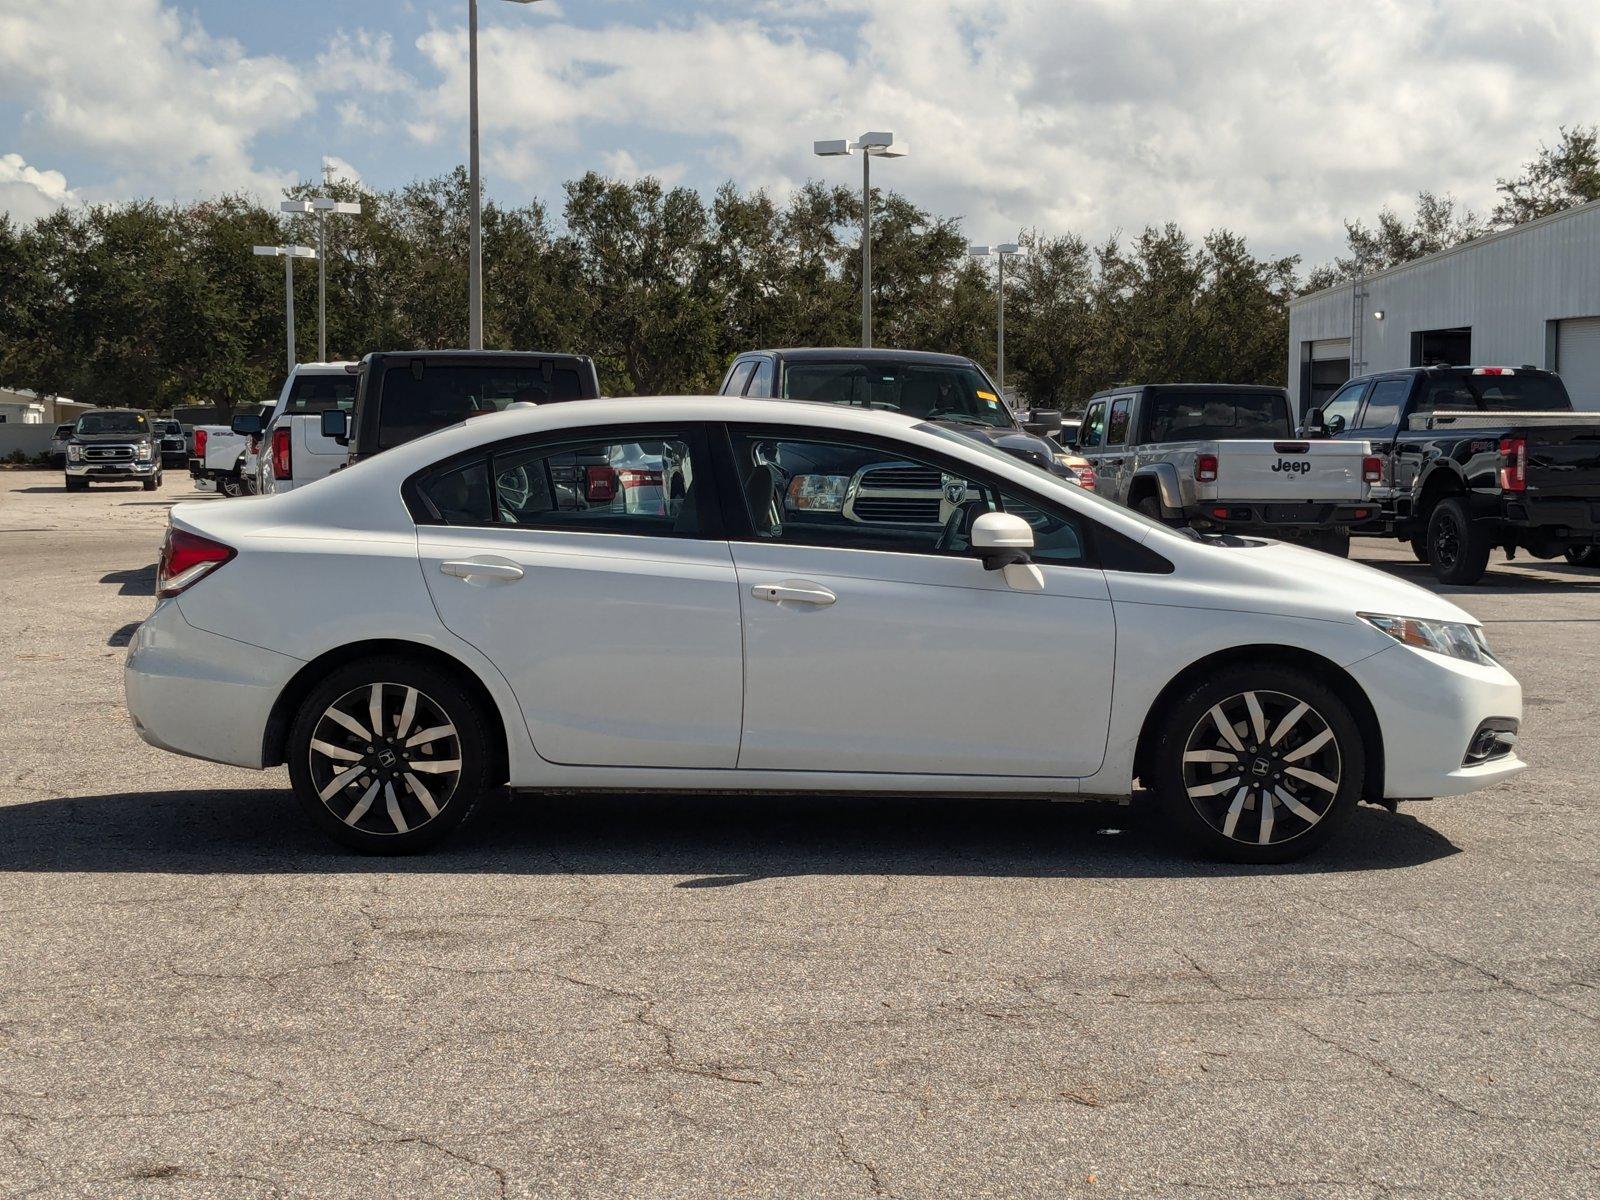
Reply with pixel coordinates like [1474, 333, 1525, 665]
[1310, 365, 1600, 583]
[320, 350, 602, 465]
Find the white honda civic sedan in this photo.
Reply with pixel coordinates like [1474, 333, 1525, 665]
[125, 398, 1525, 862]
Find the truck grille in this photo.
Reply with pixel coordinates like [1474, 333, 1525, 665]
[84, 445, 135, 461]
[846, 462, 945, 526]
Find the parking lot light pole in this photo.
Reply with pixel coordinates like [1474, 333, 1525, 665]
[252, 245, 317, 376]
[968, 242, 1024, 395]
[282, 198, 362, 362]
[469, 0, 546, 350]
[814, 132, 909, 348]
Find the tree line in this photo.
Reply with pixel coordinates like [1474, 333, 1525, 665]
[1, 128, 1591, 412]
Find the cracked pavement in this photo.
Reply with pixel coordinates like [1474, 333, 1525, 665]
[0, 472, 1596, 1198]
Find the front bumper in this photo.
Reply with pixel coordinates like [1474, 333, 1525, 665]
[125, 600, 302, 769]
[66, 459, 157, 479]
[1346, 641, 1525, 799]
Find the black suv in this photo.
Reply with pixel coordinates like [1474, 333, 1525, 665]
[719, 348, 1078, 481]
[64, 409, 161, 491]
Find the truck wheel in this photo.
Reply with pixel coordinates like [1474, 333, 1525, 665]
[1308, 529, 1351, 558]
[64, 476, 87, 492]
[219, 475, 243, 499]
[1410, 535, 1430, 563]
[1135, 495, 1164, 521]
[1428, 497, 1491, 585]
[142, 477, 159, 491]
[287, 657, 496, 854]
[1148, 664, 1364, 864]
[1566, 546, 1599, 568]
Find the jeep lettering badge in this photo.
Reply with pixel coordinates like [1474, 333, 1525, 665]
[1271, 459, 1311, 474]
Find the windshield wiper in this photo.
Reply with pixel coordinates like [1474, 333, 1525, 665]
[926, 410, 994, 427]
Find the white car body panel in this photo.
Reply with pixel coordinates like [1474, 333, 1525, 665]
[1196, 438, 1372, 504]
[127, 397, 1526, 809]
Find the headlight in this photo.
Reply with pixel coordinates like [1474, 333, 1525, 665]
[785, 474, 849, 512]
[136, 443, 153, 461]
[1359, 613, 1497, 665]
[67, 443, 82, 461]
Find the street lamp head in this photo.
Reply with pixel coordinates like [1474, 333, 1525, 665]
[252, 245, 283, 257]
[286, 245, 317, 259]
[813, 139, 853, 157]
[856, 131, 895, 149]
[280, 200, 314, 214]
[312, 198, 362, 214]
[968, 245, 992, 257]
[996, 242, 1022, 255]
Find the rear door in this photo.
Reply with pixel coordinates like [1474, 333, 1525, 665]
[414, 424, 744, 768]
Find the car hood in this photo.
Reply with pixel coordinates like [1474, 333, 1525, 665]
[928, 421, 1058, 465]
[1182, 535, 1478, 626]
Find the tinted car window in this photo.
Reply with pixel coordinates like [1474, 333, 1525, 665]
[1460, 373, 1569, 412]
[1107, 398, 1131, 445]
[1144, 391, 1291, 441]
[781, 361, 1012, 428]
[722, 361, 756, 396]
[747, 358, 774, 396]
[284, 374, 358, 414]
[76, 412, 148, 435]
[379, 364, 586, 451]
[1319, 382, 1367, 433]
[1358, 379, 1411, 429]
[727, 432, 1084, 563]
[1079, 402, 1106, 448]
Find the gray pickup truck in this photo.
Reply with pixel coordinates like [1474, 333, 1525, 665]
[1073, 384, 1378, 554]
[63, 409, 162, 492]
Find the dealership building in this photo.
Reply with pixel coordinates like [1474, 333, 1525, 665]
[1288, 199, 1600, 415]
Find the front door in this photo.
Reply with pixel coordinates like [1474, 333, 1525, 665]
[414, 427, 743, 768]
[722, 429, 1116, 778]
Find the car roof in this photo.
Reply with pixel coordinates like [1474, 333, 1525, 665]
[745, 347, 981, 368]
[1348, 364, 1556, 381]
[360, 349, 591, 364]
[1088, 383, 1288, 398]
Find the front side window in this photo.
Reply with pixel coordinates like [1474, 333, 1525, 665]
[416, 434, 702, 537]
[1079, 402, 1106, 448]
[726, 431, 1084, 563]
[746, 358, 774, 396]
[378, 363, 586, 451]
[780, 361, 1012, 429]
[1357, 379, 1411, 429]
[1106, 398, 1131, 445]
[1319, 382, 1367, 433]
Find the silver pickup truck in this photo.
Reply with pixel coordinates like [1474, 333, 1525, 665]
[1072, 384, 1379, 555]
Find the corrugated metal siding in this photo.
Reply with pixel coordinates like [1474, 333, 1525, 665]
[1288, 201, 1600, 410]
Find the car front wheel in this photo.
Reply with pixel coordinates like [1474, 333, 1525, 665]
[1149, 665, 1365, 863]
[287, 658, 495, 853]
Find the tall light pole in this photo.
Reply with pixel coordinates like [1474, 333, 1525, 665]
[968, 242, 1024, 396]
[469, 0, 546, 350]
[252, 245, 317, 376]
[281, 196, 361, 362]
[814, 132, 909, 348]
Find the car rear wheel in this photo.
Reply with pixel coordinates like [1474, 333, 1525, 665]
[1428, 497, 1491, 585]
[287, 658, 495, 854]
[1566, 546, 1599, 568]
[1149, 665, 1364, 864]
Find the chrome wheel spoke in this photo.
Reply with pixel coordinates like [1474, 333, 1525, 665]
[408, 758, 461, 775]
[384, 782, 408, 834]
[1257, 792, 1276, 844]
[1268, 701, 1309, 747]
[1209, 705, 1245, 752]
[324, 708, 372, 741]
[1188, 775, 1241, 799]
[1243, 692, 1267, 744]
[1282, 727, 1334, 763]
[1285, 766, 1339, 794]
[344, 779, 380, 826]
[309, 738, 361, 763]
[318, 763, 366, 802]
[404, 772, 440, 819]
[367, 684, 385, 742]
[1183, 748, 1239, 765]
[1274, 786, 1320, 824]
[396, 687, 419, 739]
[1221, 787, 1249, 839]
[405, 724, 455, 749]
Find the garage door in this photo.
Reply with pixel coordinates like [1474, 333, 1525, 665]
[1557, 317, 1600, 410]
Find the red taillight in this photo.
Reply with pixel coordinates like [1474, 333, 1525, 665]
[1210, 506, 1229, 520]
[1362, 455, 1383, 483]
[584, 465, 617, 502]
[1075, 466, 1097, 489]
[1498, 437, 1527, 492]
[194, 428, 207, 458]
[157, 528, 235, 598]
[271, 426, 292, 480]
[1195, 453, 1219, 482]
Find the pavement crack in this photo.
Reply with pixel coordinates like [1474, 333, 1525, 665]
[834, 1128, 894, 1197]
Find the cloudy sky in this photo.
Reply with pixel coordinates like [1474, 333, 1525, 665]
[1, 0, 1595, 264]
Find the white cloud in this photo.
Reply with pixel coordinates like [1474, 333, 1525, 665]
[321, 155, 362, 188]
[0, 153, 78, 223]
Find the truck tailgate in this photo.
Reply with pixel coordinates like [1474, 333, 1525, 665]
[1526, 426, 1600, 500]
[1210, 440, 1370, 501]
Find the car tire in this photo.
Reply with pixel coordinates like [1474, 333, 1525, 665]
[286, 657, 496, 854]
[1135, 495, 1164, 522]
[1566, 546, 1599, 568]
[1149, 664, 1364, 864]
[64, 476, 87, 492]
[219, 475, 243, 499]
[1427, 497, 1491, 585]
[1307, 529, 1351, 558]
[1409, 535, 1430, 563]
[143, 477, 159, 491]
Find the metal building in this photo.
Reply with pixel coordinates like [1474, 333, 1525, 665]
[1287, 199, 1600, 414]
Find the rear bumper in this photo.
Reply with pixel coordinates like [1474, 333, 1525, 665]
[125, 600, 302, 769]
[1192, 500, 1378, 533]
[1345, 642, 1525, 799]
[1499, 497, 1600, 538]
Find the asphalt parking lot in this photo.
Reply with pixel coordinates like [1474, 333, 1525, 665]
[0, 470, 1596, 1199]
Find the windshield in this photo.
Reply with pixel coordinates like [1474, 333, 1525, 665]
[285, 373, 358, 414]
[914, 422, 1180, 537]
[784, 361, 1015, 429]
[1429, 373, 1571, 413]
[76, 412, 148, 436]
[377, 363, 587, 450]
[1145, 390, 1292, 441]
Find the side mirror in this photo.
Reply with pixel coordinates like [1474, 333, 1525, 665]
[970, 512, 1045, 592]
[230, 413, 263, 436]
[320, 409, 350, 444]
[1298, 406, 1328, 438]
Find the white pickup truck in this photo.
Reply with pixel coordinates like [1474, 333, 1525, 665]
[1074, 384, 1379, 555]
[234, 362, 358, 495]
[189, 422, 251, 496]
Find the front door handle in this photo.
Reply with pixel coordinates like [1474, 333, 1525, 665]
[751, 581, 836, 606]
[441, 559, 524, 582]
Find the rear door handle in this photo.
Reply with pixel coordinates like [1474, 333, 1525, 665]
[751, 581, 836, 606]
[441, 559, 524, 582]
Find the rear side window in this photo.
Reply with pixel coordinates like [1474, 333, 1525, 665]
[378, 364, 586, 451]
[1144, 391, 1291, 441]
[1358, 379, 1411, 429]
[1107, 398, 1131, 445]
[722, 361, 756, 396]
[284, 374, 358, 414]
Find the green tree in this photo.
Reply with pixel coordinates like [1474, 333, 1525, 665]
[1493, 125, 1600, 226]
